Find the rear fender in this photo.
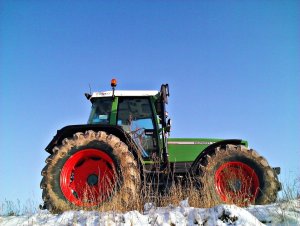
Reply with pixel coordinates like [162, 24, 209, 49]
[189, 139, 245, 174]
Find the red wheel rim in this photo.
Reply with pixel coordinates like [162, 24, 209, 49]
[215, 162, 259, 205]
[60, 149, 116, 207]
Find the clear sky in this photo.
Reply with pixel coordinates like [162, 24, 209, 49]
[0, 1, 299, 204]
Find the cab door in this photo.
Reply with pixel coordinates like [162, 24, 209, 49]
[116, 97, 158, 159]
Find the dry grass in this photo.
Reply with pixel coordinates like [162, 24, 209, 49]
[0, 199, 38, 216]
[69, 172, 255, 213]
[42, 168, 264, 213]
[1, 176, 299, 217]
[52, 166, 296, 214]
[278, 176, 300, 202]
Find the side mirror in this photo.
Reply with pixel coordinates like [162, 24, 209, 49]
[166, 118, 172, 133]
[160, 84, 170, 104]
[85, 93, 92, 100]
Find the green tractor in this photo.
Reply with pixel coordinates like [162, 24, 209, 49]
[40, 79, 281, 212]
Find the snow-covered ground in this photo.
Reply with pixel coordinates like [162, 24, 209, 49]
[0, 199, 299, 226]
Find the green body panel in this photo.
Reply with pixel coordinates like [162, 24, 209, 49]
[167, 138, 248, 163]
[167, 138, 221, 163]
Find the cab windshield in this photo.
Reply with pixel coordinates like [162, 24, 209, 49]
[88, 98, 112, 124]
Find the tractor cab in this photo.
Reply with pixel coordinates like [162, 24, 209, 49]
[85, 81, 170, 162]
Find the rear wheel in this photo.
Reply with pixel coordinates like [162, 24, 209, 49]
[197, 144, 280, 206]
[40, 130, 140, 213]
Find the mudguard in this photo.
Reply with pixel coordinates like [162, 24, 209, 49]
[45, 124, 133, 153]
[45, 124, 147, 173]
[189, 139, 246, 174]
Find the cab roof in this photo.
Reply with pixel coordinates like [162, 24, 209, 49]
[91, 90, 159, 98]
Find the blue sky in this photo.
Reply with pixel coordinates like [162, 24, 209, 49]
[0, 1, 299, 203]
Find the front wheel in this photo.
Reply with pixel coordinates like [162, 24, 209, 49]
[197, 144, 280, 206]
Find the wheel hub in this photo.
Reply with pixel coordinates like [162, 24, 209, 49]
[228, 179, 242, 192]
[87, 174, 98, 186]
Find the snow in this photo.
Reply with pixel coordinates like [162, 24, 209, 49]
[0, 200, 299, 226]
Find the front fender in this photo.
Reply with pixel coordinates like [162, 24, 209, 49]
[189, 139, 247, 174]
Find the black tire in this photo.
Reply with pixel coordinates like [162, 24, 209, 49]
[197, 144, 280, 206]
[40, 130, 140, 213]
